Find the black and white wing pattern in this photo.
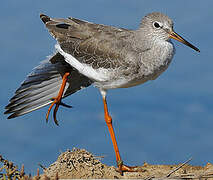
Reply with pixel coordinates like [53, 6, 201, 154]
[5, 52, 92, 119]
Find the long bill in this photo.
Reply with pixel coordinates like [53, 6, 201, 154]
[169, 31, 200, 52]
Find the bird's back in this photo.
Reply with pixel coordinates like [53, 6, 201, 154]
[41, 14, 137, 69]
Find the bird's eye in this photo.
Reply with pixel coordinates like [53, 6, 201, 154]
[153, 22, 161, 29]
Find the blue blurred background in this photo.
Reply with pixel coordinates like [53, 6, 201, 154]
[1, 0, 213, 175]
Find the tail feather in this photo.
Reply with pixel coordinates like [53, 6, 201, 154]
[5, 52, 92, 119]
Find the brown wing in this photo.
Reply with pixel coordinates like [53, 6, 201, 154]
[40, 14, 135, 69]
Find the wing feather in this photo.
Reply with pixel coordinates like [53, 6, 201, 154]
[5, 52, 92, 119]
[40, 14, 135, 70]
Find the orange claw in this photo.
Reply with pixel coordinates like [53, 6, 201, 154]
[46, 72, 70, 125]
[117, 162, 139, 175]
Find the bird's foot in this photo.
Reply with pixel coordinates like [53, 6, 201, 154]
[46, 98, 72, 126]
[116, 160, 142, 175]
[45, 72, 71, 125]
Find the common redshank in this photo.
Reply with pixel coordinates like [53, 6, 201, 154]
[5, 12, 200, 174]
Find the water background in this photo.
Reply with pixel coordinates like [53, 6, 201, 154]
[0, 0, 213, 175]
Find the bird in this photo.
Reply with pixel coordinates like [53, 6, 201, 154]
[4, 12, 200, 174]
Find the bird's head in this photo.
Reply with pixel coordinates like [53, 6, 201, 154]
[140, 12, 200, 52]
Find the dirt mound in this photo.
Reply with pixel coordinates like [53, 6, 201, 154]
[43, 148, 118, 179]
[40, 148, 213, 179]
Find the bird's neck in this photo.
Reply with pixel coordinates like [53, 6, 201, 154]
[136, 36, 175, 79]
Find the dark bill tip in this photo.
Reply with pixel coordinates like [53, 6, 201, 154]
[170, 31, 200, 52]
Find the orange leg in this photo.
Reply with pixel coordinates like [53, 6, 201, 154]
[103, 97, 138, 174]
[46, 72, 70, 125]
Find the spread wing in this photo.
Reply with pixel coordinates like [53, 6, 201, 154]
[40, 14, 136, 69]
[4, 52, 92, 119]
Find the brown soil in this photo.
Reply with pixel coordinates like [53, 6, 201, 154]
[38, 148, 213, 179]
